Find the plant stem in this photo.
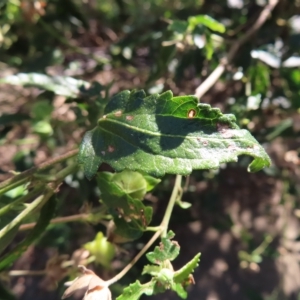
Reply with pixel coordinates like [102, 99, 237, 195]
[146, 226, 161, 232]
[161, 175, 182, 237]
[19, 214, 90, 231]
[0, 149, 78, 194]
[0, 164, 77, 240]
[0, 193, 50, 241]
[8, 270, 47, 276]
[0, 178, 29, 197]
[194, 0, 279, 99]
[0, 185, 44, 217]
[105, 228, 163, 287]
[105, 175, 183, 285]
[18, 212, 106, 231]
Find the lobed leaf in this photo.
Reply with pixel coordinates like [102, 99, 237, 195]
[78, 90, 271, 180]
[116, 280, 155, 300]
[174, 253, 201, 284]
[146, 231, 180, 264]
[142, 265, 161, 276]
[188, 15, 226, 33]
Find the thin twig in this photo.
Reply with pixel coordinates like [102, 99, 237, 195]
[0, 194, 48, 240]
[0, 164, 77, 240]
[0, 185, 44, 217]
[19, 213, 90, 231]
[8, 270, 47, 276]
[104, 174, 183, 285]
[195, 0, 279, 99]
[105, 228, 163, 287]
[0, 149, 78, 194]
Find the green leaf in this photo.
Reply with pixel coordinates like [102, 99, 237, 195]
[118, 232, 200, 299]
[4, 185, 27, 199]
[0, 73, 90, 98]
[97, 172, 153, 240]
[117, 280, 155, 300]
[32, 100, 53, 120]
[204, 32, 214, 60]
[142, 265, 161, 276]
[171, 282, 188, 299]
[176, 200, 191, 209]
[84, 232, 115, 268]
[0, 196, 57, 270]
[174, 253, 201, 283]
[188, 15, 226, 33]
[146, 231, 180, 264]
[168, 20, 189, 34]
[113, 218, 146, 241]
[32, 120, 53, 135]
[78, 90, 271, 180]
[110, 170, 159, 200]
[140, 172, 161, 192]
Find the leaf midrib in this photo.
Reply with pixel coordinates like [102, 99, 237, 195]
[99, 118, 245, 143]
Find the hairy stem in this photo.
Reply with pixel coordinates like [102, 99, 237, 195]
[161, 175, 183, 237]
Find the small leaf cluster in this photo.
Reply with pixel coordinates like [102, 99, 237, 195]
[167, 14, 225, 60]
[117, 231, 201, 300]
[97, 170, 160, 242]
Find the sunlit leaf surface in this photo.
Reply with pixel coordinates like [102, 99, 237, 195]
[78, 90, 271, 179]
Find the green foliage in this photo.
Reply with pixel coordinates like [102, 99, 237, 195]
[188, 15, 226, 33]
[146, 231, 179, 263]
[117, 280, 155, 300]
[117, 231, 201, 300]
[0, 196, 57, 271]
[0, 73, 90, 98]
[84, 232, 115, 268]
[78, 89, 271, 180]
[174, 253, 201, 283]
[97, 171, 156, 240]
[0, 1, 289, 299]
[166, 14, 225, 60]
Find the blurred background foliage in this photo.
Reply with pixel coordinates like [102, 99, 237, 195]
[0, 0, 300, 299]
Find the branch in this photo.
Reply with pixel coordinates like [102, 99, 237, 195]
[0, 149, 78, 195]
[19, 212, 108, 231]
[19, 213, 90, 231]
[105, 228, 163, 287]
[105, 174, 183, 285]
[195, 0, 279, 99]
